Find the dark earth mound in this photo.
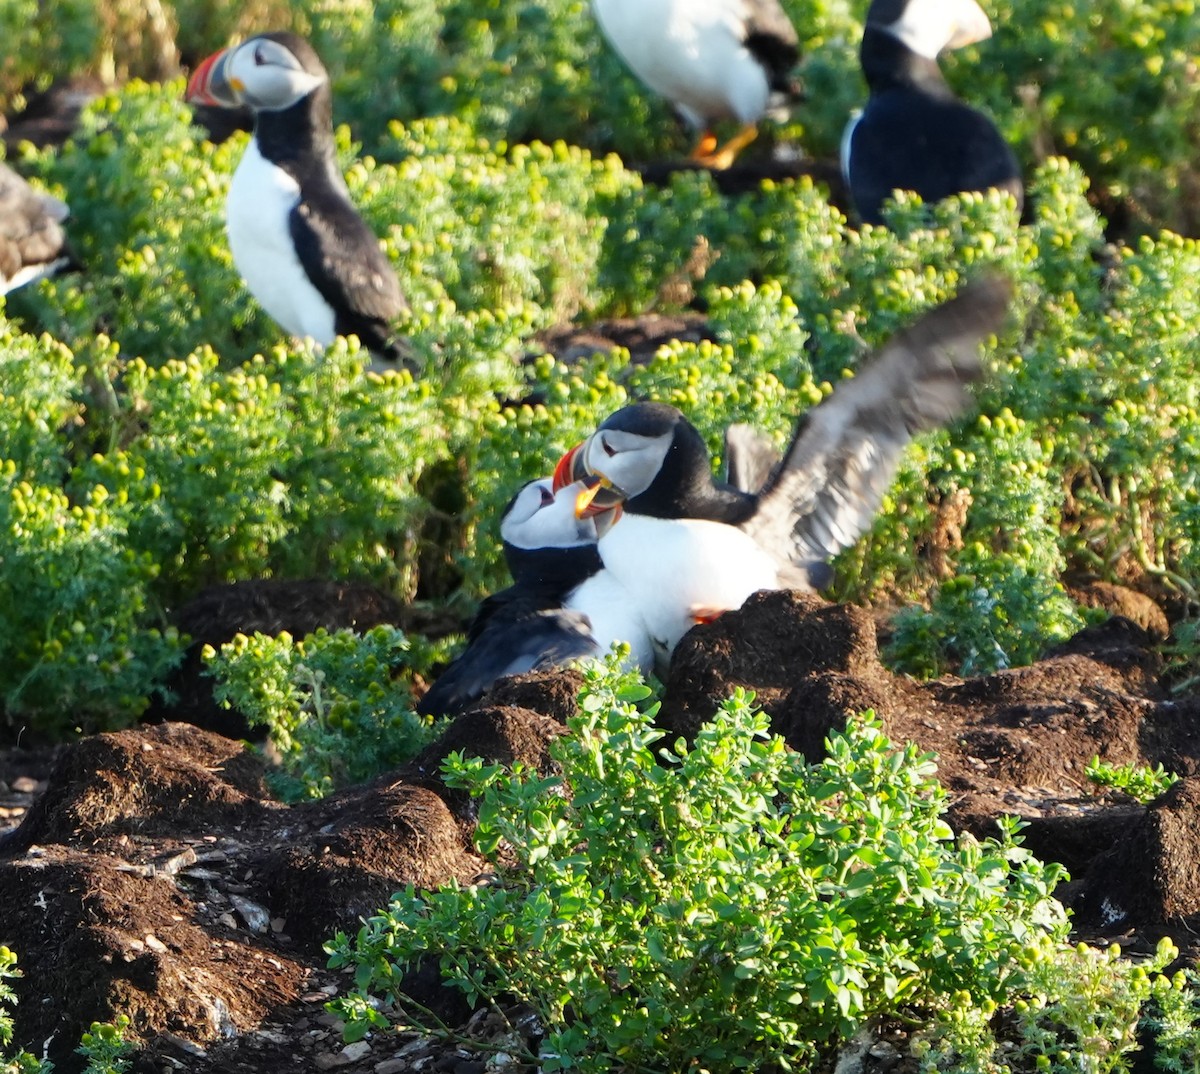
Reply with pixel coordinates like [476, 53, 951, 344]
[3, 580, 1200, 1072]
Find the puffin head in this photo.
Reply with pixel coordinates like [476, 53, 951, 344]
[186, 32, 328, 112]
[552, 402, 711, 517]
[500, 478, 622, 550]
[866, 0, 993, 60]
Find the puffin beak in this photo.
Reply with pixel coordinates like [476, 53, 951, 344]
[944, 0, 993, 49]
[574, 474, 614, 519]
[552, 441, 586, 493]
[185, 47, 242, 107]
[592, 502, 623, 539]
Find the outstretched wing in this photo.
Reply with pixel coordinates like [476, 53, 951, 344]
[741, 273, 1014, 572]
[723, 422, 782, 493]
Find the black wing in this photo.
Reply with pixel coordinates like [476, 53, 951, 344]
[743, 0, 801, 94]
[417, 601, 599, 717]
[0, 163, 74, 294]
[741, 273, 1014, 573]
[289, 191, 413, 366]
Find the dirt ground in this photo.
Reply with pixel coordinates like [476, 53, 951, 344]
[2, 574, 1199, 1074]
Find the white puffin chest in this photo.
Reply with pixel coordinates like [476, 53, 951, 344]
[597, 514, 780, 659]
[226, 141, 337, 346]
[592, 0, 772, 127]
[566, 570, 657, 676]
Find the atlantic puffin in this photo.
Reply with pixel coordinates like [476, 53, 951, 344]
[417, 477, 655, 716]
[557, 274, 1013, 663]
[0, 163, 74, 295]
[841, 0, 1022, 226]
[185, 32, 411, 366]
[592, 0, 802, 168]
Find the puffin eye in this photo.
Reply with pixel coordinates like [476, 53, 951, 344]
[539, 486, 555, 507]
[600, 436, 617, 457]
[253, 45, 267, 65]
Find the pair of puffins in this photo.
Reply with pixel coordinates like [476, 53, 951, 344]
[419, 273, 1013, 716]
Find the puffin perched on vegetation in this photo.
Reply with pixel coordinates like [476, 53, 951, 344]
[556, 274, 1013, 667]
[841, 0, 1022, 225]
[0, 163, 74, 296]
[592, 0, 802, 168]
[185, 32, 411, 366]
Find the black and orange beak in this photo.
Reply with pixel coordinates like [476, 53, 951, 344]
[552, 442, 586, 493]
[573, 473, 611, 519]
[185, 47, 240, 107]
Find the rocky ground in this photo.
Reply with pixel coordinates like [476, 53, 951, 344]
[2, 578, 1199, 1074]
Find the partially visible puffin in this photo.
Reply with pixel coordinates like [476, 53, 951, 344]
[185, 32, 411, 366]
[558, 274, 1013, 663]
[0, 163, 74, 296]
[417, 478, 654, 717]
[592, 0, 802, 168]
[841, 0, 1022, 225]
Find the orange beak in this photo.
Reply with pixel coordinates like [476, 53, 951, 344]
[573, 474, 616, 519]
[185, 47, 238, 107]
[552, 443, 583, 493]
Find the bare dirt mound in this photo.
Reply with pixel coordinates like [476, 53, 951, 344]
[2, 587, 1199, 1072]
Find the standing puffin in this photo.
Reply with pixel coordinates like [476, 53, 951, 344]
[417, 478, 655, 716]
[592, 0, 802, 168]
[841, 0, 1022, 226]
[557, 274, 1013, 664]
[0, 163, 74, 296]
[185, 32, 411, 366]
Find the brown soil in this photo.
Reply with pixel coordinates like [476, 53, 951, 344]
[3, 580, 1199, 1073]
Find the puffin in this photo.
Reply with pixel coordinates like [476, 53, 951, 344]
[185, 32, 412, 366]
[841, 0, 1022, 226]
[416, 477, 655, 717]
[0, 163, 74, 296]
[592, 0, 802, 168]
[555, 274, 1013, 664]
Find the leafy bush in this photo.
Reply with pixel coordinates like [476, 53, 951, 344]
[1085, 758, 1181, 805]
[327, 668, 1076, 1071]
[205, 625, 448, 801]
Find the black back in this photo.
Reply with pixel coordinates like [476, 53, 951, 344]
[848, 28, 1022, 225]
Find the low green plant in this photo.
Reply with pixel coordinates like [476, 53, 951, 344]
[326, 667, 1072, 1072]
[204, 625, 449, 801]
[1085, 758, 1181, 805]
[0, 946, 44, 1073]
[913, 937, 1199, 1074]
[75, 1016, 133, 1074]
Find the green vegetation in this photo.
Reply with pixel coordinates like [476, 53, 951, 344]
[1086, 757, 1182, 805]
[325, 671, 1197, 1072]
[3, 1, 1200, 1066]
[204, 625, 450, 801]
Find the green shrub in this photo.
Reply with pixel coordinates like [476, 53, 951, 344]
[327, 669, 1074, 1071]
[1085, 758, 1181, 805]
[205, 625, 448, 801]
[0, 469, 182, 735]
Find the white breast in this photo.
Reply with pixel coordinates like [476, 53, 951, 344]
[566, 571, 657, 676]
[592, 0, 771, 127]
[226, 141, 337, 345]
[597, 514, 780, 659]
